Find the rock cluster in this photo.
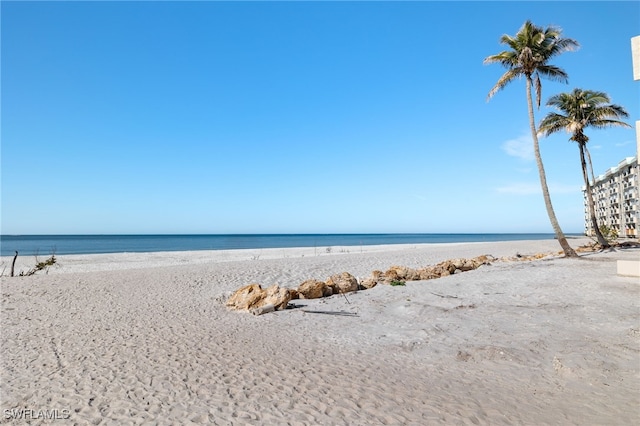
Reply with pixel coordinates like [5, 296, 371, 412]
[362, 255, 496, 288]
[498, 252, 557, 261]
[226, 254, 501, 313]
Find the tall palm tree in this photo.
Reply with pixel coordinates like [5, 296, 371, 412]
[484, 20, 579, 258]
[538, 88, 631, 247]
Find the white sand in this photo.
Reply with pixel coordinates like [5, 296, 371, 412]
[1, 238, 639, 425]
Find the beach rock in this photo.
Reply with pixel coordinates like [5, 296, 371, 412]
[226, 284, 291, 312]
[383, 268, 401, 282]
[322, 285, 334, 297]
[501, 252, 552, 262]
[289, 288, 300, 300]
[326, 272, 358, 294]
[417, 266, 440, 280]
[437, 267, 452, 277]
[361, 270, 384, 287]
[297, 279, 330, 299]
[226, 284, 264, 310]
[432, 263, 452, 276]
[450, 258, 471, 271]
[456, 257, 489, 272]
[411, 256, 494, 280]
[263, 284, 292, 310]
[359, 277, 378, 289]
[418, 262, 452, 279]
[443, 261, 458, 275]
[385, 266, 420, 281]
[471, 255, 495, 267]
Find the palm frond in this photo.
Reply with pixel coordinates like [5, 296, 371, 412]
[581, 90, 609, 104]
[486, 68, 522, 100]
[533, 73, 542, 108]
[486, 20, 576, 103]
[539, 88, 631, 142]
[548, 36, 580, 58]
[536, 65, 569, 84]
[483, 50, 519, 67]
[538, 113, 570, 136]
[587, 119, 632, 130]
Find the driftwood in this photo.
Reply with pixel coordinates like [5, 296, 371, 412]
[301, 310, 358, 317]
[9, 252, 57, 277]
[250, 304, 275, 316]
[11, 251, 18, 277]
[430, 292, 459, 299]
[21, 255, 57, 276]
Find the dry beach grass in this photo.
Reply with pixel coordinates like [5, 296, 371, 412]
[1, 238, 639, 425]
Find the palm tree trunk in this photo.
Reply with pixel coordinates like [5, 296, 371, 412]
[525, 77, 578, 257]
[579, 143, 609, 247]
[585, 145, 596, 186]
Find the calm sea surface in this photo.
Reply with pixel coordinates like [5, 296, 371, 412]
[0, 234, 580, 256]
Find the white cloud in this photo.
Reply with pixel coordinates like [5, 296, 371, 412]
[496, 182, 580, 195]
[614, 140, 633, 147]
[501, 133, 534, 161]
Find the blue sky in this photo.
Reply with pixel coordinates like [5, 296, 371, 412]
[2, 1, 638, 235]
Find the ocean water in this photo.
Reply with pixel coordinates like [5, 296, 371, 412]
[0, 233, 577, 256]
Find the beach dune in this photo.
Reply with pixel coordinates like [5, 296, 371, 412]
[1, 238, 639, 425]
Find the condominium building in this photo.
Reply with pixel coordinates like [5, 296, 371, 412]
[584, 156, 639, 238]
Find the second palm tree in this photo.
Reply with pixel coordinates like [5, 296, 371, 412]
[538, 88, 631, 247]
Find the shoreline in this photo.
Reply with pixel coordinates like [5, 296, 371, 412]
[0, 232, 587, 258]
[2, 237, 593, 275]
[2, 237, 638, 424]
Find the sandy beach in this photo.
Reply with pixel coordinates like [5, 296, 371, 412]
[1, 238, 639, 425]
